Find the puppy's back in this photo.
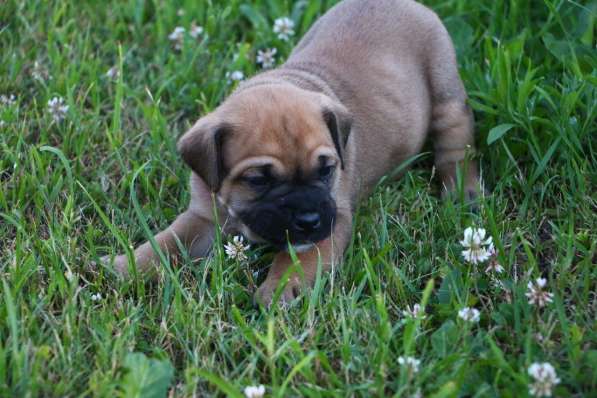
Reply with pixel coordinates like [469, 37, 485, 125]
[290, 0, 444, 64]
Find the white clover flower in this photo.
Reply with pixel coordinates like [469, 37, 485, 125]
[402, 303, 426, 320]
[90, 292, 102, 302]
[168, 26, 186, 50]
[273, 17, 295, 41]
[458, 307, 480, 323]
[0, 120, 6, 129]
[47, 97, 69, 122]
[189, 23, 204, 39]
[484, 243, 504, 273]
[176, 8, 185, 17]
[460, 226, 493, 264]
[485, 260, 504, 273]
[226, 70, 245, 84]
[526, 278, 554, 307]
[224, 235, 250, 262]
[0, 94, 16, 107]
[398, 356, 421, 374]
[32, 61, 51, 82]
[528, 362, 560, 397]
[256, 48, 277, 69]
[105, 66, 120, 80]
[243, 384, 265, 398]
[168, 26, 186, 40]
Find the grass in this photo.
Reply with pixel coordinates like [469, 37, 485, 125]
[0, 0, 595, 396]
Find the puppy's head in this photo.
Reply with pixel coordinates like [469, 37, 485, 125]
[178, 84, 352, 249]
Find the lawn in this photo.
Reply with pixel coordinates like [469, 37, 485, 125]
[1, 0, 595, 396]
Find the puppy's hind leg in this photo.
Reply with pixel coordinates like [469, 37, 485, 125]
[427, 23, 481, 200]
[430, 101, 480, 200]
[103, 210, 215, 277]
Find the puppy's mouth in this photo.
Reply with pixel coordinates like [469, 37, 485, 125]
[235, 185, 336, 249]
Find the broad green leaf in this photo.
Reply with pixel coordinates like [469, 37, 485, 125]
[119, 353, 174, 398]
[487, 124, 515, 145]
[431, 320, 458, 357]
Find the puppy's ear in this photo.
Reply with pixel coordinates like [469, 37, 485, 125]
[177, 116, 230, 192]
[321, 99, 352, 169]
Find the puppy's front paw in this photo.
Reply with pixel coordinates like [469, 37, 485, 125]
[254, 276, 304, 307]
[99, 254, 130, 277]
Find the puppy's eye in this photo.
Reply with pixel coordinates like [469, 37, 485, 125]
[243, 175, 271, 188]
[319, 165, 336, 179]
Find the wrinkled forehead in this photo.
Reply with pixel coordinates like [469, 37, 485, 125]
[223, 95, 335, 173]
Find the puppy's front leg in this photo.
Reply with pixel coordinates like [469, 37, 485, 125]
[105, 210, 214, 277]
[255, 212, 352, 305]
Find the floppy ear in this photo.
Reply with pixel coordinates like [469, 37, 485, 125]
[322, 99, 352, 169]
[177, 116, 230, 192]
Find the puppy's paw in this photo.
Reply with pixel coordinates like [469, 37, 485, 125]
[99, 254, 130, 277]
[442, 185, 488, 212]
[254, 276, 304, 307]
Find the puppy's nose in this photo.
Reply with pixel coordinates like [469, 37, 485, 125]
[293, 212, 321, 232]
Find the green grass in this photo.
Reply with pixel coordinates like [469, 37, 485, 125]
[1, 0, 595, 396]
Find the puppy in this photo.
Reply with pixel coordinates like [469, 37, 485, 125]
[104, 0, 480, 305]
